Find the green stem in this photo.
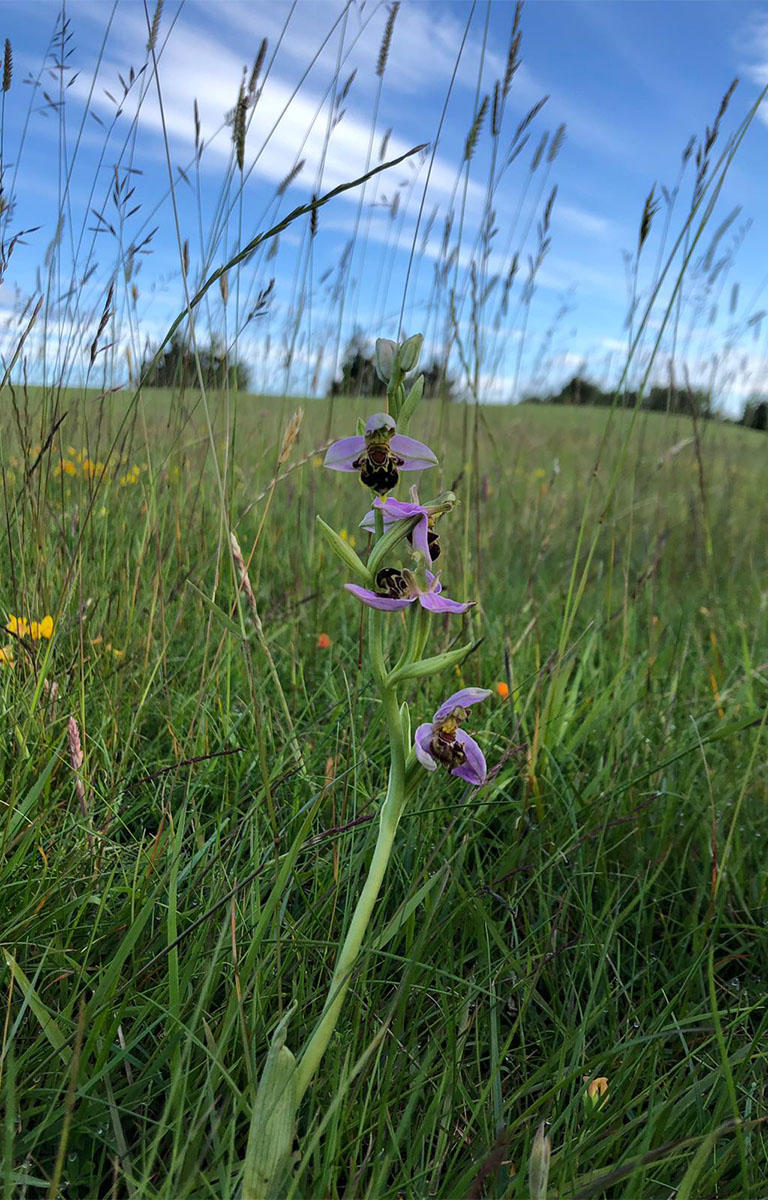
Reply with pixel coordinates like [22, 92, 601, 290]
[293, 497, 409, 1104]
[294, 683, 404, 1103]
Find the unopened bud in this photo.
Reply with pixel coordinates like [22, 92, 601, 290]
[582, 1075, 609, 1111]
[396, 332, 423, 373]
[528, 1122, 551, 1200]
[374, 338, 397, 383]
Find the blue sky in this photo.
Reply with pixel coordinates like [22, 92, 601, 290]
[1, 0, 768, 411]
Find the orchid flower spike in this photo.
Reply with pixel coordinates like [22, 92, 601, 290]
[360, 487, 455, 567]
[345, 568, 472, 614]
[324, 412, 437, 495]
[414, 688, 491, 785]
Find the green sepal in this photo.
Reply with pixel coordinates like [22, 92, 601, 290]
[242, 1009, 298, 1200]
[367, 514, 420, 576]
[387, 639, 482, 686]
[397, 373, 424, 430]
[399, 700, 411, 747]
[316, 516, 373, 584]
[396, 333, 423, 374]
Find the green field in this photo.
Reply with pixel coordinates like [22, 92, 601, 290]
[2, 389, 767, 1196]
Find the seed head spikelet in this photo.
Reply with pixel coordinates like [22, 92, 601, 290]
[491, 81, 501, 138]
[146, 0, 163, 53]
[2, 39, 12, 93]
[548, 122, 566, 163]
[639, 184, 660, 253]
[249, 39, 267, 98]
[277, 160, 305, 197]
[503, 2, 522, 96]
[464, 95, 489, 163]
[233, 74, 247, 172]
[279, 410, 303, 466]
[67, 716, 87, 816]
[376, 3, 399, 78]
[531, 130, 548, 172]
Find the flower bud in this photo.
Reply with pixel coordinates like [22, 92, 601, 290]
[528, 1122, 551, 1200]
[582, 1075, 609, 1111]
[374, 338, 397, 383]
[397, 332, 423, 374]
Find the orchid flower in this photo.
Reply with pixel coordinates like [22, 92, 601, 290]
[359, 487, 454, 567]
[345, 568, 473, 614]
[324, 412, 437, 494]
[413, 687, 491, 785]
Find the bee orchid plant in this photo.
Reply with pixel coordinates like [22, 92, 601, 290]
[243, 333, 492, 1199]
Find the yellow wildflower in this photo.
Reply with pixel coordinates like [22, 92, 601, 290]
[6, 614, 53, 640]
[31, 616, 54, 640]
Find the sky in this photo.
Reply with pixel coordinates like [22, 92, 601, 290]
[1, 0, 768, 411]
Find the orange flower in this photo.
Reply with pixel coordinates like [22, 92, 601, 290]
[496, 681, 509, 699]
[316, 632, 332, 649]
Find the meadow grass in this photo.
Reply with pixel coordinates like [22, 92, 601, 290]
[1, 389, 767, 1197]
[2, 4, 768, 1195]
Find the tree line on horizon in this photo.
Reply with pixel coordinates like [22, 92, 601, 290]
[134, 333, 768, 432]
[525, 374, 768, 430]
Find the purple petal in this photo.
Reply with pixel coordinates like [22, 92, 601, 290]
[409, 515, 432, 564]
[359, 510, 377, 533]
[369, 498, 433, 565]
[414, 723, 438, 770]
[344, 583, 413, 612]
[390, 434, 438, 471]
[452, 730, 487, 785]
[425, 571, 442, 594]
[433, 688, 492, 722]
[324, 436, 366, 471]
[374, 497, 424, 519]
[418, 592, 473, 614]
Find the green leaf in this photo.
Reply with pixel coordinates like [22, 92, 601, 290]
[5, 752, 58, 841]
[367, 515, 420, 576]
[243, 1008, 298, 1200]
[186, 580, 244, 638]
[316, 517, 373, 584]
[388, 639, 481, 686]
[2, 951, 70, 1064]
[397, 373, 424, 430]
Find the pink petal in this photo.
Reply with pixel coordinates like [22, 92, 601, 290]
[344, 584, 412, 611]
[433, 688, 492, 722]
[418, 592, 473, 614]
[390, 434, 438, 471]
[452, 730, 487, 785]
[414, 723, 438, 770]
[324, 436, 366, 471]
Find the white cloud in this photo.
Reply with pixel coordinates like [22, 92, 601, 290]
[65, 10, 486, 218]
[555, 203, 617, 240]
